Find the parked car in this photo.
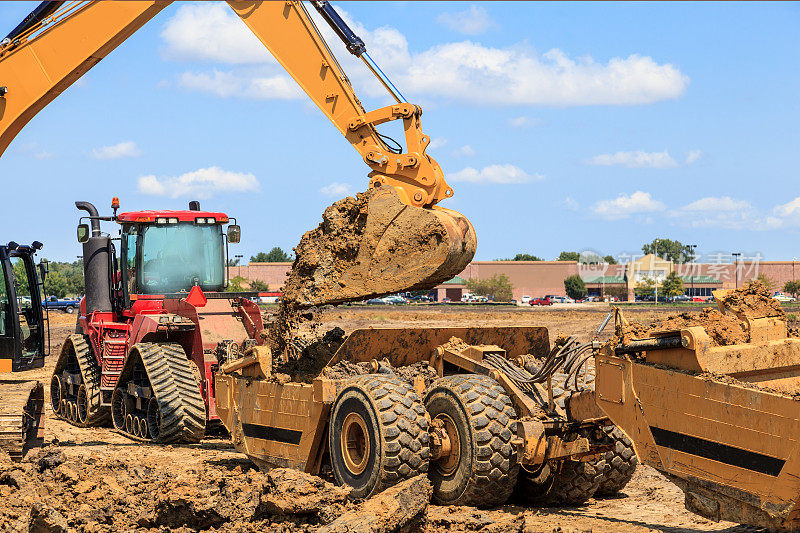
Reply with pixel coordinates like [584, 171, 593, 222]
[668, 295, 692, 302]
[530, 297, 553, 306]
[366, 297, 390, 305]
[384, 295, 408, 305]
[773, 292, 795, 302]
[520, 295, 531, 305]
[43, 295, 80, 313]
[409, 294, 433, 302]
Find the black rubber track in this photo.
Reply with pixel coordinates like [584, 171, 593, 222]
[53, 334, 109, 427]
[596, 426, 638, 496]
[123, 343, 206, 444]
[425, 374, 519, 507]
[330, 374, 429, 498]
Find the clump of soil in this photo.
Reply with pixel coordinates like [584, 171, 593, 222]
[322, 358, 439, 391]
[267, 186, 475, 363]
[0, 446, 432, 533]
[272, 326, 347, 383]
[281, 187, 475, 309]
[717, 280, 783, 319]
[621, 308, 748, 346]
[619, 281, 783, 347]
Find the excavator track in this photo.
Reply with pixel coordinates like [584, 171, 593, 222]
[51, 334, 109, 427]
[111, 343, 206, 444]
[0, 380, 44, 461]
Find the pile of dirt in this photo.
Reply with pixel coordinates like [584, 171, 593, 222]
[267, 187, 475, 358]
[618, 281, 784, 347]
[322, 358, 438, 391]
[273, 326, 347, 383]
[621, 308, 748, 346]
[717, 280, 783, 319]
[1, 446, 432, 532]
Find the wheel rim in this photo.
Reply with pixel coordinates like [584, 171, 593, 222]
[133, 416, 141, 438]
[50, 375, 63, 414]
[125, 414, 133, 434]
[147, 397, 161, 440]
[341, 412, 370, 476]
[76, 385, 88, 424]
[433, 413, 461, 476]
[140, 418, 149, 439]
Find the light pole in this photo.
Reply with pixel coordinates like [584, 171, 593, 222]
[688, 244, 697, 299]
[732, 253, 741, 289]
[235, 254, 244, 277]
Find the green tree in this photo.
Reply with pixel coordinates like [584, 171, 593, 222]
[641, 239, 694, 263]
[42, 260, 84, 298]
[226, 275, 247, 292]
[558, 251, 580, 262]
[604, 285, 628, 301]
[512, 253, 543, 261]
[604, 255, 618, 265]
[249, 279, 270, 291]
[563, 275, 587, 300]
[756, 273, 776, 293]
[227, 258, 240, 266]
[251, 247, 292, 263]
[661, 271, 684, 297]
[635, 277, 656, 298]
[784, 280, 800, 298]
[465, 274, 514, 301]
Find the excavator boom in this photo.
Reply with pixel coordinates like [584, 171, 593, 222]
[0, 0, 475, 306]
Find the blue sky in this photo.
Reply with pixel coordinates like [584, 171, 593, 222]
[1, 2, 798, 264]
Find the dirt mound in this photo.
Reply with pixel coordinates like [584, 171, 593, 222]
[619, 281, 783, 346]
[717, 280, 783, 319]
[621, 308, 748, 346]
[282, 187, 475, 309]
[323, 358, 438, 390]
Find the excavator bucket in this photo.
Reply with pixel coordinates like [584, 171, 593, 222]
[283, 186, 476, 307]
[0, 380, 44, 461]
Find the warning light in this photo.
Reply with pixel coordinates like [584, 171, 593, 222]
[111, 197, 120, 209]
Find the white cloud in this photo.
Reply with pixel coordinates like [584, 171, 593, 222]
[686, 150, 702, 164]
[671, 196, 756, 229]
[682, 196, 750, 212]
[427, 137, 448, 150]
[137, 166, 259, 199]
[592, 191, 664, 220]
[163, 6, 688, 107]
[34, 150, 55, 160]
[587, 150, 678, 168]
[319, 182, 352, 197]
[564, 197, 579, 211]
[177, 69, 301, 100]
[437, 5, 496, 36]
[453, 145, 475, 157]
[508, 116, 529, 128]
[91, 141, 143, 160]
[449, 164, 542, 184]
[160, 3, 273, 64]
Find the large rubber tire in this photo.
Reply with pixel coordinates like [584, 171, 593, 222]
[424, 374, 519, 507]
[596, 426, 638, 496]
[545, 458, 602, 505]
[329, 375, 429, 499]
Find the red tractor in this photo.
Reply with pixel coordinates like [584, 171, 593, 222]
[50, 199, 264, 443]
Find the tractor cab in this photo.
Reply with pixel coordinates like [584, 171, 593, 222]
[77, 199, 240, 307]
[0, 241, 48, 371]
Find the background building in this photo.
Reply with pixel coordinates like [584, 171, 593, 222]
[230, 257, 796, 302]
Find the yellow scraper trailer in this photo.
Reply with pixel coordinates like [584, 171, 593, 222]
[216, 326, 627, 507]
[594, 304, 800, 530]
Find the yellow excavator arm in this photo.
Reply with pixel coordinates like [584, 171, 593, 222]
[0, 0, 452, 208]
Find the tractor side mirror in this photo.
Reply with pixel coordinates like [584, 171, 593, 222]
[77, 224, 90, 243]
[227, 224, 241, 244]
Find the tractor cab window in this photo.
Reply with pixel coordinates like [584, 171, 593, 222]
[0, 261, 8, 337]
[9, 257, 38, 355]
[123, 227, 138, 296]
[137, 223, 224, 294]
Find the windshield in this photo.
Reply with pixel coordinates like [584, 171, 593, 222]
[137, 224, 224, 294]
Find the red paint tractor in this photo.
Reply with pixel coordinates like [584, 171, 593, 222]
[51, 199, 265, 443]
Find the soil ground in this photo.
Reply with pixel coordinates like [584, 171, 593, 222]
[7, 306, 757, 532]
